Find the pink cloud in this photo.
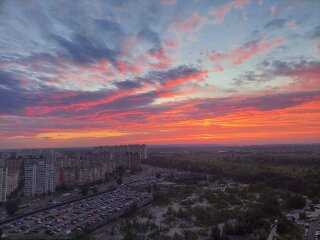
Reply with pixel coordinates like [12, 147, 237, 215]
[175, 11, 207, 33]
[285, 62, 320, 91]
[121, 35, 138, 57]
[210, 0, 250, 24]
[157, 70, 208, 92]
[208, 38, 286, 65]
[116, 55, 147, 74]
[212, 66, 224, 72]
[164, 39, 179, 48]
[270, 4, 277, 17]
[148, 49, 175, 70]
[162, 0, 177, 6]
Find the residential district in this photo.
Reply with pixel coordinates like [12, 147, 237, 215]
[0, 145, 319, 240]
[0, 145, 147, 201]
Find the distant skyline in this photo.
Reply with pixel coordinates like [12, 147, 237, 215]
[0, 0, 319, 148]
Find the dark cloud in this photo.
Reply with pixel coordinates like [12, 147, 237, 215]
[264, 18, 287, 29]
[138, 27, 162, 52]
[0, 70, 23, 90]
[114, 80, 142, 89]
[233, 71, 269, 85]
[236, 91, 320, 111]
[195, 90, 320, 114]
[99, 91, 158, 112]
[234, 59, 320, 85]
[0, 64, 204, 118]
[141, 65, 201, 85]
[94, 19, 123, 34]
[309, 25, 320, 39]
[0, 71, 42, 115]
[0, 89, 33, 115]
[263, 59, 320, 77]
[53, 33, 120, 65]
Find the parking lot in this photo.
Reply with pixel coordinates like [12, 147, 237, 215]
[305, 220, 320, 240]
[1, 189, 152, 239]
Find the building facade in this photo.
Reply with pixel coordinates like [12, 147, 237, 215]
[0, 167, 8, 202]
[24, 160, 56, 197]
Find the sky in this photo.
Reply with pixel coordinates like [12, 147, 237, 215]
[0, 0, 319, 149]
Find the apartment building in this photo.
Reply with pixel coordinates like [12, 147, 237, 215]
[0, 167, 8, 202]
[24, 160, 56, 197]
[6, 169, 19, 196]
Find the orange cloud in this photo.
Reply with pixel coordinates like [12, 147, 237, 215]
[157, 70, 208, 92]
[5, 94, 320, 147]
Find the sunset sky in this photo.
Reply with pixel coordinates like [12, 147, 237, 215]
[0, 0, 319, 149]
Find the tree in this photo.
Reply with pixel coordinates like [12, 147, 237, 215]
[5, 199, 19, 216]
[299, 212, 306, 220]
[286, 195, 306, 209]
[92, 186, 99, 193]
[124, 203, 138, 217]
[183, 230, 198, 240]
[262, 197, 280, 216]
[116, 177, 123, 185]
[211, 225, 221, 240]
[153, 191, 170, 206]
[81, 185, 89, 196]
[310, 205, 315, 211]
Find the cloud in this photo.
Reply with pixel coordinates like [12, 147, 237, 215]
[309, 25, 320, 39]
[175, 11, 207, 33]
[164, 39, 179, 48]
[94, 19, 124, 37]
[0, 70, 23, 90]
[234, 59, 320, 90]
[53, 33, 120, 65]
[0, 64, 206, 118]
[114, 80, 142, 90]
[264, 18, 287, 29]
[141, 65, 207, 88]
[138, 27, 162, 53]
[1, 85, 319, 147]
[210, 0, 251, 24]
[208, 38, 286, 66]
[148, 49, 174, 69]
[270, 4, 278, 17]
[162, 0, 177, 6]
[233, 71, 269, 85]
[195, 90, 320, 113]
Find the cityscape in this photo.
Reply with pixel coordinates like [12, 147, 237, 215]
[0, 0, 320, 239]
[0, 145, 147, 201]
[0, 145, 320, 239]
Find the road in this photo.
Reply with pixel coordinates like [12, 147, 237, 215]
[308, 220, 319, 240]
[267, 225, 277, 240]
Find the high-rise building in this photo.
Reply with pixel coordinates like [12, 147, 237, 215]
[7, 169, 19, 197]
[0, 167, 8, 202]
[24, 164, 37, 197]
[24, 160, 56, 197]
